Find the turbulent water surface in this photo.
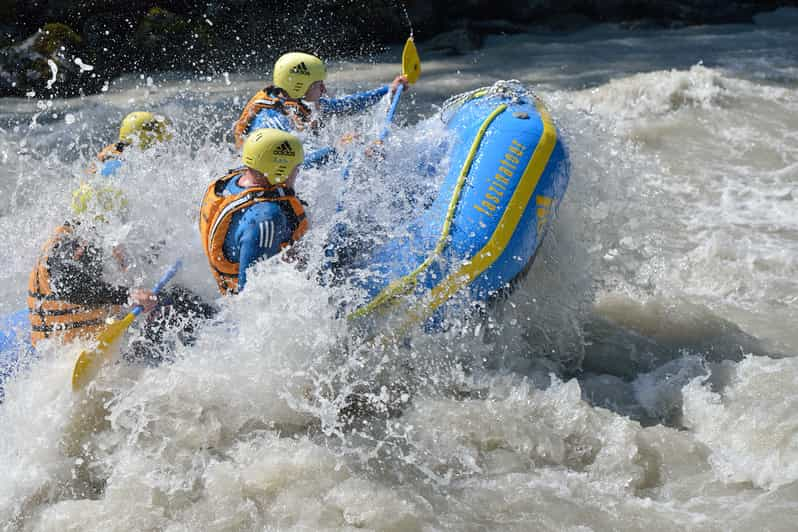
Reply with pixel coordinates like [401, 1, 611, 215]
[2, 9, 798, 531]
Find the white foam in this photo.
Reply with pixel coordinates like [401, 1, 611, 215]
[683, 355, 798, 488]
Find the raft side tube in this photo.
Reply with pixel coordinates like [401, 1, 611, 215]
[351, 87, 570, 325]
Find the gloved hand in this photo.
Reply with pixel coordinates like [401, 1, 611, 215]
[389, 74, 409, 96]
[129, 288, 158, 312]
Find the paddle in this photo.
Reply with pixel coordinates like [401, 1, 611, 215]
[340, 36, 421, 178]
[378, 36, 421, 142]
[71, 260, 182, 391]
[323, 37, 421, 276]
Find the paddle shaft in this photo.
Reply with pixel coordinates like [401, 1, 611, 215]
[337, 85, 404, 206]
[302, 146, 334, 169]
[379, 84, 404, 142]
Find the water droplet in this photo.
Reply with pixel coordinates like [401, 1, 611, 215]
[45, 59, 58, 89]
[74, 57, 94, 72]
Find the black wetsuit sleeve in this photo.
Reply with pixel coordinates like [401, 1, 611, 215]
[46, 238, 130, 306]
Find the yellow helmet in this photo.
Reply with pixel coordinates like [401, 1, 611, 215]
[273, 52, 326, 99]
[241, 128, 304, 185]
[118, 111, 172, 149]
[71, 182, 129, 222]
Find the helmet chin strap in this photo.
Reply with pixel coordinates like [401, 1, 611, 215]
[242, 167, 283, 188]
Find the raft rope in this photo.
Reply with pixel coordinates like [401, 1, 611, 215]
[439, 80, 530, 124]
[348, 103, 509, 320]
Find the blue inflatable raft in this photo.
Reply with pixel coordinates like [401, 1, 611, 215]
[347, 82, 570, 331]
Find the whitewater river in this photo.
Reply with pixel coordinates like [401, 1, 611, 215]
[2, 8, 798, 531]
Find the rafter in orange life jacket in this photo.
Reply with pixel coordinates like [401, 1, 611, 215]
[199, 168, 308, 294]
[27, 224, 122, 346]
[233, 85, 317, 148]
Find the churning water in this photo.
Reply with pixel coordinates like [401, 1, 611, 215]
[1, 9, 798, 531]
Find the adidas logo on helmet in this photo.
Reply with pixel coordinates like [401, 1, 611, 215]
[273, 141, 296, 157]
[290, 62, 310, 76]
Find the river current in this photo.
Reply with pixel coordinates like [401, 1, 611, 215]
[1, 9, 798, 531]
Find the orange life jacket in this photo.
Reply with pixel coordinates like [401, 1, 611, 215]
[87, 142, 127, 174]
[233, 86, 315, 148]
[199, 168, 309, 294]
[27, 225, 121, 346]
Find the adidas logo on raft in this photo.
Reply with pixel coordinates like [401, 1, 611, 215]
[290, 62, 310, 76]
[273, 141, 295, 156]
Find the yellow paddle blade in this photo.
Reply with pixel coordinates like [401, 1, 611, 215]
[402, 37, 421, 85]
[71, 312, 136, 391]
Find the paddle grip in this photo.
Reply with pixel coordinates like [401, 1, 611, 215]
[130, 260, 182, 318]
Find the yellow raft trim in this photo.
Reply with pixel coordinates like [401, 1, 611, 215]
[348, 104, 509, 320]
[396, 98, 558, 332]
